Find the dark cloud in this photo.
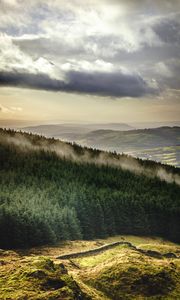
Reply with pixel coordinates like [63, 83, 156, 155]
[0, 71, 65, 91]
[0, 70, 157, 98]
[65, 70, 157, 97]
[153, 17, 180, 44]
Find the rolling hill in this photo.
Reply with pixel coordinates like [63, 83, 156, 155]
[77, 126, 180, 167]
[78, 126, 180, 149]
[22, 123, 134, 140]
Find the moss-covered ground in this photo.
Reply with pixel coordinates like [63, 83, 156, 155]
[0, 251, 89, 300]
[0, 236, 179, 300]
[75, 246, 180, 299]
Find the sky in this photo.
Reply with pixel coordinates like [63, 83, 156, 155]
[0, 0, 180, 126]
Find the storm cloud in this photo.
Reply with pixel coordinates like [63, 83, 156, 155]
[0, 70, 157, 98]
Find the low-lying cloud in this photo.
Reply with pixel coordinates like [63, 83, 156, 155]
[1, 130, 180, 186]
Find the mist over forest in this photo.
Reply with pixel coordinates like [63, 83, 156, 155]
[0, 129, 179, 249]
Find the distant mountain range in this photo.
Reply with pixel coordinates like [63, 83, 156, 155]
[1, 119, 180, 129]
[76, 126, 180, 150]
[22, 122, 134, 139]
[22, 124, 180, 151]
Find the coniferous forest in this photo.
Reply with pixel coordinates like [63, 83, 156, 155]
[0, 128, 180, 249]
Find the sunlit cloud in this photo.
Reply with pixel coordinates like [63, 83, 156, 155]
[0, 103, 22, 113]
[0, 0, 179, 98]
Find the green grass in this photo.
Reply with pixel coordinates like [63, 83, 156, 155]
[71, 238, 180, 300]
[0, 252, 89, 300]
[0, 236, 179, 300]
[75, 244, 129, 268]
[95, 235, 177, 249]
[137, 243, 180, 255]
[77, 247, 180, 299]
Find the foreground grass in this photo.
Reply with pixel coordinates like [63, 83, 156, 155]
[75, 246, 180, 299]
[0, 236, 179, 300]
[71, 237, 180, 300]
[0, 251, 90, 300]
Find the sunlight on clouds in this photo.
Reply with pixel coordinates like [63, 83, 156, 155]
[0, 103, 22, 114]
[61, 59, 115, 73]
[0, 34, 59, 78]
[0, 0, 179, 124]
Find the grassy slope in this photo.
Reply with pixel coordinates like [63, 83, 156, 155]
[0, 236, 179, 300]
[77, 248, 180, 300]
[0, 252, 90, 300]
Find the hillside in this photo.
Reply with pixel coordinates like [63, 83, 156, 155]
[72, 126, 180, 167]
[0, 128, 180, 250]
[22, 125, 180, 167]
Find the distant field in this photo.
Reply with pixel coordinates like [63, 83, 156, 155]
[126, 146, 180, 167]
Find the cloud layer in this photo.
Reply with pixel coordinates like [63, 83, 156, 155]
[0, 69, 157, 98]
[0, 0, 179, 98]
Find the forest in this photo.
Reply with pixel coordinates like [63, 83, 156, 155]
[0, 128, 180, 249]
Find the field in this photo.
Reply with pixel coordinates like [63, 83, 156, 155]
[0, 236, 180, 300]
[127, 146, 180, 168]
